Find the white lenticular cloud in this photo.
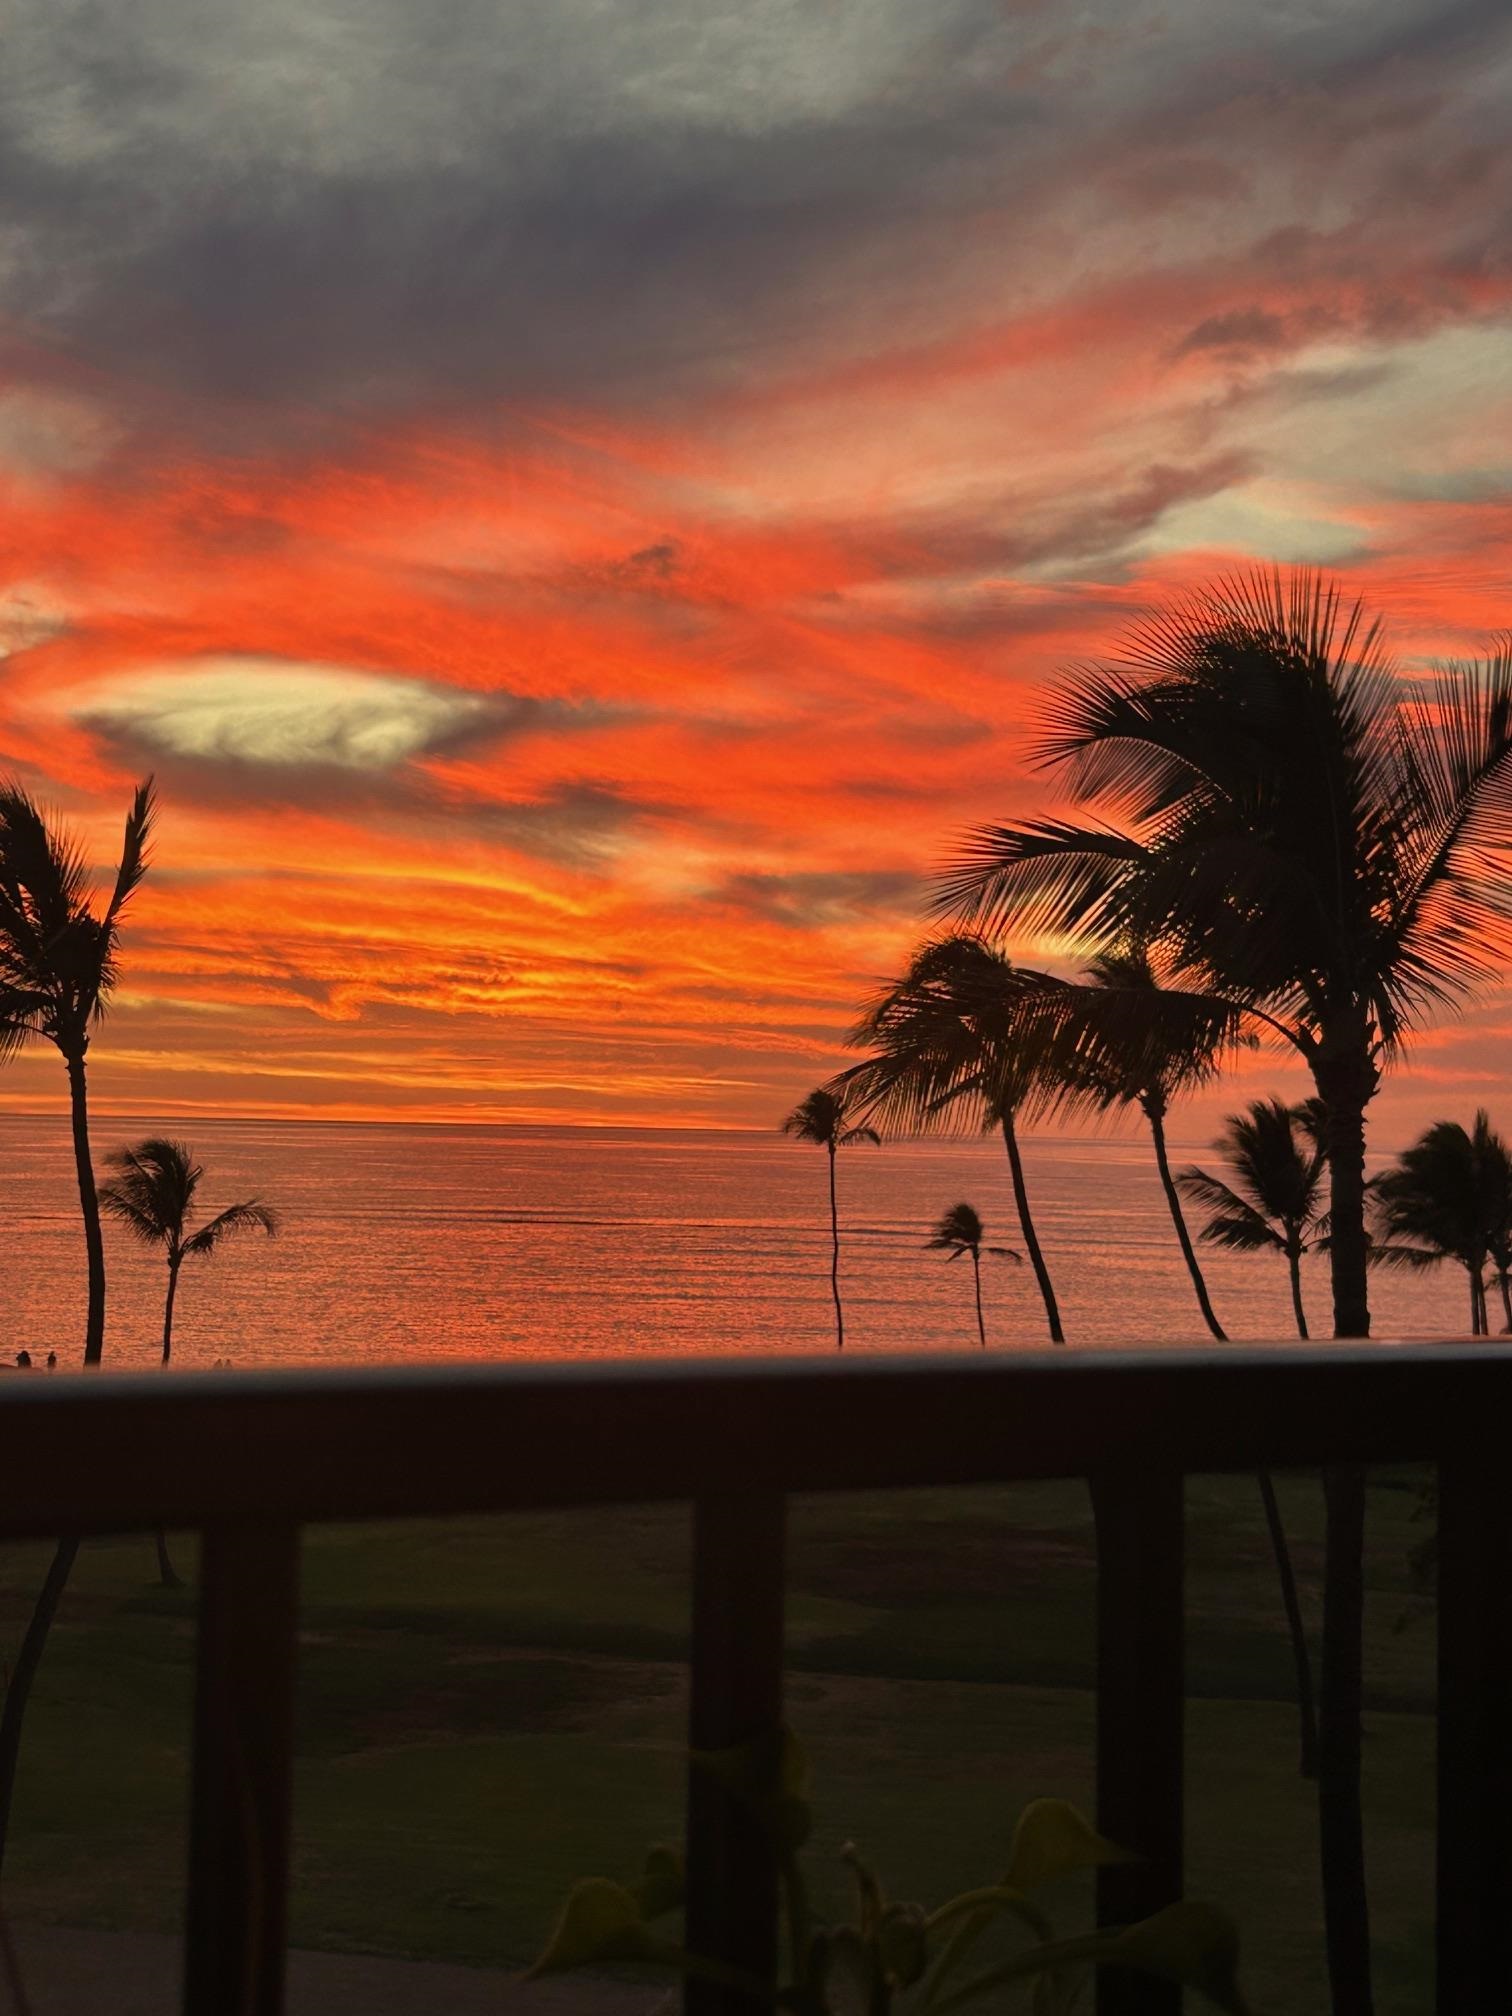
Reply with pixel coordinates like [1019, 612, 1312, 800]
[71, 658, 483, 769]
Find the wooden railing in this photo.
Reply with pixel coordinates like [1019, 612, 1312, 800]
[0, 1345, 1505, 2014]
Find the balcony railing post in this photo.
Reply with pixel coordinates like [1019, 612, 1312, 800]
[684, 1492, 787, 2016]
[1436, 1448, 1512, 2013]
[1092, 1469, 1184, 2016]
[182, 1522, 301, 2016]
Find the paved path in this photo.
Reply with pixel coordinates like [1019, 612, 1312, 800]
[5, 1925, 672, 2015]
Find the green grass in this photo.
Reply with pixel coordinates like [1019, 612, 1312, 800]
[0, 1472, 1438, 2011]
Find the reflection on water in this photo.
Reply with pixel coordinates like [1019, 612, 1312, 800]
[0, 1115, 1469, 1368]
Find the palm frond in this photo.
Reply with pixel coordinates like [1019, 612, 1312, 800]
[843, 935, 1071, 1136]
[181, 1200, 279, 1259]
[933, 820, 1144, 942]
[1010, 973, 1251, 1124]
[781, 1088, 845, 1146]
[927, 1201, 984, 1253]
[1175, 1168, 1287, 1254]
[0, 782, 90, 952]
[839, 1124, 882, 1148]
[1381, 643, 1512, 1025]
[97, 1138, 201, 1249]
[781, 1085, 876, 1149]
[1365, 1239, 1447, 1274]
[101, 777, 157, 938]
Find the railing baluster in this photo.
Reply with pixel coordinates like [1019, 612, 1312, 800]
[684, 1492, 787, 2016]
[182, 1523, 301, 2016]
[1093, 1470, 1185, 2016]
[1436, 1448, 1511, 2013]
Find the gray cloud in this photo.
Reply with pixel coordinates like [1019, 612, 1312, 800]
[465, 781, 672, 868]
[716, 869, 924, 930]
[3, 0, 1507, 449]
[1176, 309, 1291, 357]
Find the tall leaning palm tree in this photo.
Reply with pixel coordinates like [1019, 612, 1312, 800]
[0, 779, 155, 1364]
[98, 1138, 279, 1367]
[781, 1088, 879, 1350]
[925, 1201, 1018, 1347]
[1066, 945, 1235, 1341]
[0, 776, 156, 1879]
[1371, 1111, 1512, 1336]
[1179, 1098, 1329, 1340]
[840, 935, 1068, 1343]
[937, 573, 1512, 2015]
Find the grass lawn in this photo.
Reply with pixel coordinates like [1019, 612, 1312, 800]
[0, 1470, 1436, 2012]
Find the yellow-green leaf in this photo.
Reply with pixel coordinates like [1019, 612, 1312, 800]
[1112, 1902, 1249, 2013]
[525, 1879, 656, 1978]
[1004, 1800, 1134, 1892]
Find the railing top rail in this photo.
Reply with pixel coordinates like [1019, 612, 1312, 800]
[0, 1343, 1499, 1536]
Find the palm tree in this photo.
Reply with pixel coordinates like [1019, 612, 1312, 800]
[780, 1088, 879, 1350]
[0, 779, 155, 1363]
[1179, 1098, 1329, 1340]
[1371, 1112, 1512, 1336]
[98, 1137, 277, 1588]
[840, 935, 1069, 1343]
[0, 776, 155, 1878]
[936, 572, 1512, 2015]
[1065, 945, 1235, 1341]
[925, 1201, 1018, 1346]
[98, 1138, 279, 1366]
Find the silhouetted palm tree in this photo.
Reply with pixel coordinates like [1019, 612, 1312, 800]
[0, 779, 155, 1364]
[937, 572, 1512, 2014]
[780, 1088, 879, 1350]
[1371, 1111, 1512, 1336]
[1068, 945, 1235, 1341]
[925, 1201, 1018, 1346]
[99, 1138, 279, 1366]
[98, 1137, 277, 1587]
[0, 776, 155, 1878]
[1180, 1098, 1329, 1340]
[841, 935, 1068, 1342]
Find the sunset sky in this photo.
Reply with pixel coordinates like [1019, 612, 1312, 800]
[1, 0, 1510, 1134]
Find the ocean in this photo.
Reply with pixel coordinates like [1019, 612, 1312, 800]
[0, 1113, 1469, 1369]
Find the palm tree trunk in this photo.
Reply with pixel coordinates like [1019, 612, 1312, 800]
[162, 1259, 180, 1366]
[1470, 1269, 1484, 1337]
[971, 1249, 985, 1347]
[0, 1046, 106, 1874]
[0, 1537, 79, 1878]
[1148, 1105, 1318, 1777]
[1499, 1269, 1512, 1334]
[1314, 1059, 1375, 2016]
[1145, 1098, 1227, 1341]
[827, 1143, 843, 1352]
[1256, 1469, 1320, 1778]
[65, 1046, 106, 1366]
[155, 1263, 184, 1585]
[999, 1114, 1063, 1343]
[1288, 1243, 1311, 1341]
